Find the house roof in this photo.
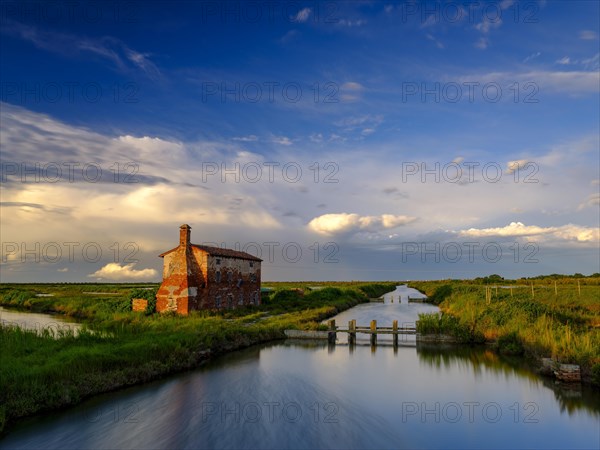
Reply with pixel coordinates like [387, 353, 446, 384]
[159, 244, 262, 262]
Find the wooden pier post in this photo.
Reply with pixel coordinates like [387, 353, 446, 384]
[370, 320, 377, 346]
[392, 320, 398, 347]
[348, 319, 356, 345]
[327, 319, 336, 344]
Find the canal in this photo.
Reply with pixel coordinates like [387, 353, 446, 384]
[0, 306, 82, 336]
[1, 285, 599, 449]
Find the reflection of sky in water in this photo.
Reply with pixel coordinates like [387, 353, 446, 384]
[3, 347, 599, 448]
[0, 306, 82, 336]
[2, 288, 599, 449]
[326, 285, 439, 343]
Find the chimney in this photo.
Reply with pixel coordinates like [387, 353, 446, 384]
[179, 224, 191, 247]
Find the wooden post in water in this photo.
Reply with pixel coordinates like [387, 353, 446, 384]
[391, 295, 393, 303]
[328, 319, 336, 344]
[392, 320, 398, 347]
[370, 320, 377, 346]
[348, 319, 356, 345]
[510, 287, 513, 297]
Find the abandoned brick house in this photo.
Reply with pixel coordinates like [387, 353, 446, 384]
[156, 224, 262, 314]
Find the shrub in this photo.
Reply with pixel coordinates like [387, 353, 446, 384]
[496, 332, 525, 355]
[428, 284, 453, 305]
[592, 363, 600, 387]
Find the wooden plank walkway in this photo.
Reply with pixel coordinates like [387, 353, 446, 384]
[326, 319, 417, 345]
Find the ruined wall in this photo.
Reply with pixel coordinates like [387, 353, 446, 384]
[157, 246, 261, 314]
[203, 254, 261, 309]
[131, 298, 148, 312]
[156, 248, 206, 315]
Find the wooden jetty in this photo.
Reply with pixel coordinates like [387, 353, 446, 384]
[326, 319, 416, 346]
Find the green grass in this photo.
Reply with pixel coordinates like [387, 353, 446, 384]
[0, 282, 396, 433]
[409, 278, 600, 383]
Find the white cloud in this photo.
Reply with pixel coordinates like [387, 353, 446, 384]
[505, 159, 532, 175]
[455, 70, 599, 94]
[459, 222, 599, 243]
[556, 56, 571, 65]
[340, 81, 365, 102]
[2, 21, 161, 79]
[426, 33, 445, 49]
[88, 263, 158, 280]
[337, 19, 366, 27]
[57, 268, 69, 272]
[523, 52, 541, 63]
[271, 135, 293, 146]
[421, 15, 437, 29]
[308, 213, 416, 236]
[292, 7, 312, 23]
[335, 114, 383, 133]
[232, 135, 259, 142]
[341, 81, 364, 91]
[310, 133, 323, 143]
[582, 53, 600, 70]
[577, 193, 600, 210]
[475, 37, 489, 49]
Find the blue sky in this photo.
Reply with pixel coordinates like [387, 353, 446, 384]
[1, 0, 599, 282]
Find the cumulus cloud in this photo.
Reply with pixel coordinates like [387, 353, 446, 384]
[459, 222, 599, 243]
[308, 213, 417, 236]
[88, 263, 158, 280]
[505, 159, 533, 175]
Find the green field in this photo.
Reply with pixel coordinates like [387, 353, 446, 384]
[0, 282, 395, 433]
[2, 276, 599, 434]
[408, 275, 600, 385]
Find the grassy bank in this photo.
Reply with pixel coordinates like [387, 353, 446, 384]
[0, 282, 396, 433]
[409, 277, 600, 386]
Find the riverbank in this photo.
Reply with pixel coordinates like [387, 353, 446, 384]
[0, 282, 396, 434]
[408, 277, 600, 387]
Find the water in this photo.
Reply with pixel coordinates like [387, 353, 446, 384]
[0, 306, 82, 336]
[326, 284, 438, 344]
[2, 286, 599, 449]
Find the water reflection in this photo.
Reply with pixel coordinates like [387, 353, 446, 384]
[2, 286, 599, 449]
[0, 306, 82, 336]
[326, 285, 438, 344]
[3, 341, 599, 450]
[416, 344, 600, 418]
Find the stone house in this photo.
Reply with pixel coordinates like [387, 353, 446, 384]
[156, 224, 262, 314]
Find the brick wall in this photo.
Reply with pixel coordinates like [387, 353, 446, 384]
[132, 298, 148, 312]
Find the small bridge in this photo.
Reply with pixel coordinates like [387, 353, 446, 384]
[326, 319, 417, 346]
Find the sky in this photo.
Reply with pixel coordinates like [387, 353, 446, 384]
[0, 0, 599, 282]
